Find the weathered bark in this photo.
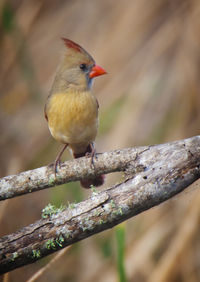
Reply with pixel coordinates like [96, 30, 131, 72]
[0, 136, 200, 274]
[0, 146, 146, 201]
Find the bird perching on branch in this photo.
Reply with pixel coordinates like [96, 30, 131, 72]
[45, 38, 106, 188]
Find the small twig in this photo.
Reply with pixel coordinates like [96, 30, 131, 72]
[27, 247, 71, 282]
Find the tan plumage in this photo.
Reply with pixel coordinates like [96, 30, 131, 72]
[45, 38, 106, 188]
[46, 90, 98, 153]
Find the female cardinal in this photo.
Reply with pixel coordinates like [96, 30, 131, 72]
[45, 38, 106, 188]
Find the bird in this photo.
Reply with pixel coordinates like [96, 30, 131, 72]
[45, 38, 106, 188]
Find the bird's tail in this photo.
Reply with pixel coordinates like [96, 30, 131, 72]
[73, 144, 105, 189]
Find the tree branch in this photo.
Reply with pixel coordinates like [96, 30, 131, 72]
[0, 136, 200, 273]
[0, 145, 146, 201]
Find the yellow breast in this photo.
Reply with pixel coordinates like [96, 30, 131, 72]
[46, 90, 98, 148]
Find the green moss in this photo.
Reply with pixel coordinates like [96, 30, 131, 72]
[82, 226, 87, 232]
[68, 202, 76, 209]
[48, 176, 55, 186]
[45, 239, 57, 250]
[41, 203, 66, 219]
[11, 252, 18, 261]
[91, 185, 98, 194]
[32, 249, 41, 258]
[98, 219, 104, 225]
[94, 210, 101, 217]
[45, 236, 65, 249]
[55, 235, 65, 247]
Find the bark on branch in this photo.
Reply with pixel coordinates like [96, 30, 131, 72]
[0, 136, 200, 274]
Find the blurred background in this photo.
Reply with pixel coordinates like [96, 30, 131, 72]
[0, 0, 200, 281]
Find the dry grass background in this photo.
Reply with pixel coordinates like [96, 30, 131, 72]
[0, 0, 200, 281]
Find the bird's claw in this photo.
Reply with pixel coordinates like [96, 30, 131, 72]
[87, 143, 97, 169]
[54, 160, 61, 178]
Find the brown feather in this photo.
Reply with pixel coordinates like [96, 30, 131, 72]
[62, 38, 84, 53]
[44, 103, 48, 121]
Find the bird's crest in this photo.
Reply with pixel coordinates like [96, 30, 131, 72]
[61, 38, 83, 53]
[61, 37, 95, 64]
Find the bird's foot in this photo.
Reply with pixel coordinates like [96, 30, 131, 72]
[54, 159, 61, 177]
[47, 161, 61, 180]
[52, 143, 68, 178]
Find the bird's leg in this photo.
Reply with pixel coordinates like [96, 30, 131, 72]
[54, 144, 68, 176]
[86, 142, 96, 169]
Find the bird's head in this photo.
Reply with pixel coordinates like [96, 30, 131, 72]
[57, 38, 106, 91]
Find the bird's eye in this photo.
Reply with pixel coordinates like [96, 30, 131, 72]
[79, 63, 87, 71]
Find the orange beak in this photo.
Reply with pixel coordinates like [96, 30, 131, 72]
[89, 64, 107, 78]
